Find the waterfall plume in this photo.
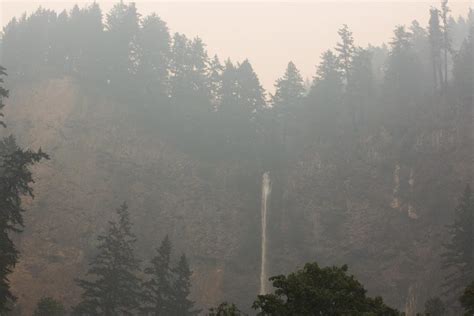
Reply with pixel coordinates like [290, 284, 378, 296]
[259, 172, 272, 295]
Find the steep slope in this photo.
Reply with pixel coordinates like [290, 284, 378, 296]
[4, 78, 472, 314]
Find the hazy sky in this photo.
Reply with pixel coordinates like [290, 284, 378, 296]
[1, 1, 472, 91]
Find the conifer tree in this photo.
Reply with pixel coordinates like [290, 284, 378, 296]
[429, 8, 443, 91]
[33, 297, 66, 316]
[170, 254, 199, 316]
[441, 185, 474, 304]
[141, 235, 173, 315]
[137, 13, 171, 101]
[424, 297, 446, 316]
[335, 24, 355, 84]
[440, 0, 451, 90]
[0, 66, 48, 313]
[271, 61, 305, 112]
[460, 281, 474, 315]
[73, 203, 141, 316]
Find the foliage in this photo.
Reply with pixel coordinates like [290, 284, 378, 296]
[424, 297, 446, 316]
[0, 67, 48, 313]
[73, 203, 141, 315]
[252, 262, 399, 315]
[208, 302, 247, 316]
[441, 185, 474, 302]
[33, 297, 66, 316]
[460, 281, 474, 315]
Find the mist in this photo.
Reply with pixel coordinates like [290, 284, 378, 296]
[0, 1, 473, 315]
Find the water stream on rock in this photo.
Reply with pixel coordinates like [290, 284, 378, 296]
[259, 172, 272, 295]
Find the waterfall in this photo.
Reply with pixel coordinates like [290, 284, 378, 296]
[259, 172, 272, 295]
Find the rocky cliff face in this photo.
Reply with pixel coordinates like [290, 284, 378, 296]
[4, 78, 472, 314]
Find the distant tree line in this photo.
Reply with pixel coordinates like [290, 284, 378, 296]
[0, 2, 472, 162]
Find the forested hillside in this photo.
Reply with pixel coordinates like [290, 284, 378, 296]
[0, 2, 472, 314]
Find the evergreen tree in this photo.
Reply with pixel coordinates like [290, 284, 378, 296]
[208, 55, 224, 108]
[441, 185, 474, 304]
[384, 26, 423, 105]
[452, 24, 473, 108]
[33, 297, 66, 316]
[170, 254, 199, 316]
[0, 67, 48, 313]
[346, 48, 374, 127]
[429, 8, 443, 91]
[141, 235, 173, 315]
[137, 13, 171, 101]
[271, 61, 305, 112]
[335, 24, 355, 84]
[73, 203, 141, 316]
[104, 1, 140, 89]
[307, 50, 343, 137]
[424, 297, 446, 316]
[440, 0, 451, 91]
[460, 281, 474, 315]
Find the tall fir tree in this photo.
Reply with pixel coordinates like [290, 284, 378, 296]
[0, 66, 48, 313]
[73, 203, 141, 316]
[271, 61, 305, 112]
[170, 254, 199, 316]
[137, 13, 171, 101]
[441, 185, 474, 305]
[429, 8, 443, 91]
[141, 235, 173, 315]
[460, 281, 474, 315]
[335, 24, 355, 85]
[33, 297, 66, 316]
[440, 0, 451, 91]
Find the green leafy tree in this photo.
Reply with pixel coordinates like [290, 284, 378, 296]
[208, 302, 246, 316]
[442, 185, 474, 303]
[73, 203, 141, 316]
[424, 297, 446, 316]
[252, 262, 399, 316]
[141, 235, 173, 315]
[460, 281, 474, 315]
[0, 67, 48, 313]
[33, 297, 66, 316]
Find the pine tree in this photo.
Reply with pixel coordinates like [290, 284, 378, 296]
[424, 297, 446, 316]
[452, 24, 473, 108]
[335, 24, 355, 85]
[440, 0, 451, 91]
[33, 297, 66, 316]
[429, 8, 443, 91]
[208, 55, 224, 108]
[307, 50, 343, 134]
[441, 185, 474, 304]
[271, 61, 305, 112]
[141, 235, 173, 315]
[460, 281, 474, 315]
[137, 13, 171, 101]
[170, 254, 199, 316]
[0, 67, 48, 313]
[73, 203, 141, 316]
